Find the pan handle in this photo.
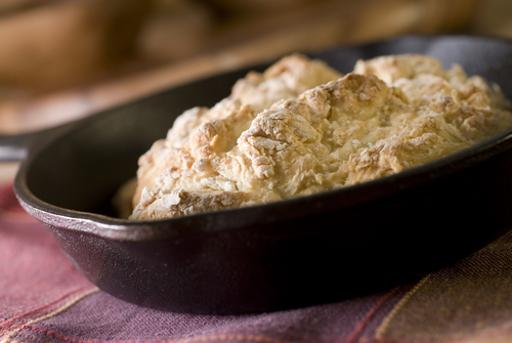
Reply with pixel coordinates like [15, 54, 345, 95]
[0, 132, 35, 161]
[0, 122, 78, 162]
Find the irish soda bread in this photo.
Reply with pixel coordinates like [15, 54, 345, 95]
[128, 54, 512, 220]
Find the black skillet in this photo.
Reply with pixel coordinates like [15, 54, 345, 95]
[2, 35, 512, 314]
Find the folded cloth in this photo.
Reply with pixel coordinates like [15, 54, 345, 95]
[1, 183, 512, 343]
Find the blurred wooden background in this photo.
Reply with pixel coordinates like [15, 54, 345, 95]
[0, 0, 511, 179]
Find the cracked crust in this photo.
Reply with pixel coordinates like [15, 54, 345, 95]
[129, 54, 512, 220]
[131, 54, 341, 218]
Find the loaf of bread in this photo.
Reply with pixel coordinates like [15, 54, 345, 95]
[129, 54, 512, 220]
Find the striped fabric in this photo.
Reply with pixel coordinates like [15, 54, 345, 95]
[1, 184, 512, 343]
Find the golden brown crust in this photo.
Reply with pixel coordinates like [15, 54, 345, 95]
[131, 54, 341, 218]
[130, 54, 512, 220]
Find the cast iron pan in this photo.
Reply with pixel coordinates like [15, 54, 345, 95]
[2, 35, 512, 314]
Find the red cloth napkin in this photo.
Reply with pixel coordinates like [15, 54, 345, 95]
[2, 183, 512, 343]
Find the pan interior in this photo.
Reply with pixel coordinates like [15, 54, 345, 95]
[23, 36, 512, 217]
